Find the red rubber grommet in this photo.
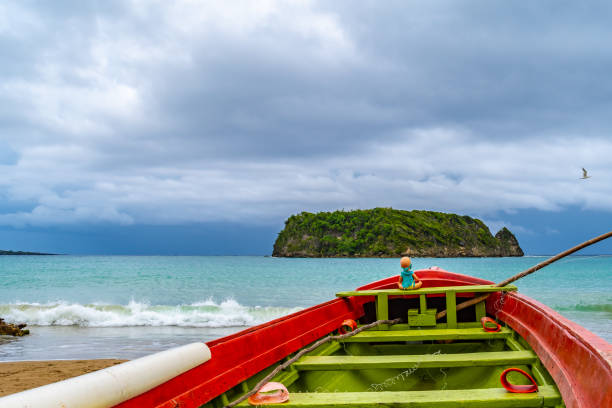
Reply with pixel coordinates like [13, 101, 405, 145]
[339, 319, 357, 334]
[500, 368, 538, 393]
[248, 382, 289, 405]
[481, 317, 501, 332]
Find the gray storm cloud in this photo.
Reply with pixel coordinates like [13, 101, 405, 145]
[0, 0, 611, 227]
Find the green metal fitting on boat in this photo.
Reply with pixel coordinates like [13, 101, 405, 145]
[407, 308, 437, 327]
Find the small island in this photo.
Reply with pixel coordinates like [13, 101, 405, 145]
[0, 250, 54, 255]
[273, 208, 523, 257]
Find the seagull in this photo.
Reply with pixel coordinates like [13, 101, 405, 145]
[580, 168, 591, 179]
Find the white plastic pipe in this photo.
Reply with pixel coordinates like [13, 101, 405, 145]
[0, 342, 211, 408]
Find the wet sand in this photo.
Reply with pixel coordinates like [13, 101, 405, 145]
[0, 359, 127, 397]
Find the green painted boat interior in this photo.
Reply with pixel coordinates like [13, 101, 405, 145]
[206, 286, 565, 408]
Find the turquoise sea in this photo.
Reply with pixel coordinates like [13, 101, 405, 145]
[0, 256, 610, 361]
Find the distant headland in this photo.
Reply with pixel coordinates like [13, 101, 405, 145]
[273, 208, 523, 258]
[0, 250, 55, 255]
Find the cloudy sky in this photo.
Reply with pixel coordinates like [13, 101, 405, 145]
[1, 0, 611, 254]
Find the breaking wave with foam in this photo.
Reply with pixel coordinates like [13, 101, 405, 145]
[0, 299, 302, 328]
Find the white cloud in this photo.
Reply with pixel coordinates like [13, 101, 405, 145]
[1, 1, 611, 228]
[1, 127, 611, 227]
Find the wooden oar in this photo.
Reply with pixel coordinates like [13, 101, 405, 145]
[436, 230, 612, 320]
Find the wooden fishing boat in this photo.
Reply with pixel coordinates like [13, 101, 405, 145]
[2, 267, 611, 407]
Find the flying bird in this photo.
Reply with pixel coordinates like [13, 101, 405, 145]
[580, 168, 591, 179]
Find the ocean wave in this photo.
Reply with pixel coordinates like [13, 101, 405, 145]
[0, 299, 302, 327]
[555, 303, 612, 314]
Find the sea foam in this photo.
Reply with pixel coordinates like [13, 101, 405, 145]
[0, 300, 302, 327]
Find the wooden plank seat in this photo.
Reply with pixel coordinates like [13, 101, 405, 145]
[340, 327, 512, 342]
[293, 350, 536, 371]
[238, 386, 562, 407]
[336, 285, 517, 297]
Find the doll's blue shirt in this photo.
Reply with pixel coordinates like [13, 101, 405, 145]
[400, 267, 415, 288]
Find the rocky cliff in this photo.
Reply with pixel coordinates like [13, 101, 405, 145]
[273, 208, 524, 257]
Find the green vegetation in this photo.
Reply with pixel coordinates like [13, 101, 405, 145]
[0, 250, 54, 255]
[272, 208, 523, 257]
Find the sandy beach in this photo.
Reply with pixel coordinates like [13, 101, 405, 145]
[0, 359, 127, 397]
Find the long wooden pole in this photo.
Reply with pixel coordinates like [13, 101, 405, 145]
[436, 230, 612, 320]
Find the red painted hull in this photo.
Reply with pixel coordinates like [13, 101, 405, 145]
[115, 269, 612, 408]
